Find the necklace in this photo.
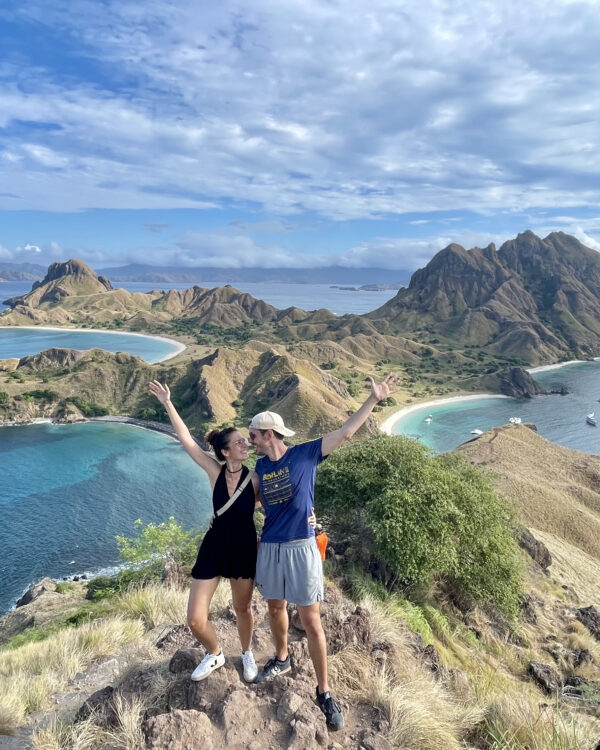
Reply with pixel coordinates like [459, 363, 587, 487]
[226, 466, 242, 474]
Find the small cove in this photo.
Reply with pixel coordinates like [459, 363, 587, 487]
[0, 327, 184, 363]
[0, 421, 213, 614]
[391, 360, 600, 455]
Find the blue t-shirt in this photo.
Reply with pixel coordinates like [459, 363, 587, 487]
[256, 438, 325, 543]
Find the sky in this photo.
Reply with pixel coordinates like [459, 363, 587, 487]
[1, 0, 600, 271]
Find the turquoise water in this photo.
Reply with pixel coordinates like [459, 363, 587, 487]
[0, 422, 212, 614]
[394, 360, 600, 455]
[0, 327, 181, 363]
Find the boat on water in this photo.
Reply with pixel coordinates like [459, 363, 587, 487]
[424, 414, 433, 423]
[470, 429, 483, 435]
[586, 412, 597, 426]
[509, 417, 522, 424]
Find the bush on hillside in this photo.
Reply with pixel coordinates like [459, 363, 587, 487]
[315, 434, 523, 617]
[115, 517, 198, 574]
[22, 389, 59, 403]
[65, 396, 109, 417]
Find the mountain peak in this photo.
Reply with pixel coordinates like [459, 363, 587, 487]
[41, 259, 110, 287]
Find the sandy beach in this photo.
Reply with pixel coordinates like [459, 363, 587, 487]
[0, 325, 186, 362]
[379, 393, 510, 435]
[527, 357, 600, 374]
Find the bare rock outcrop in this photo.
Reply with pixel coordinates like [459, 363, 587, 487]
[16, 576, 57, 607]
[143, 709, 214, 750]
[518, 528, 553, 570]
[528, 661, 562, 693]
[576, 605, 600, 640]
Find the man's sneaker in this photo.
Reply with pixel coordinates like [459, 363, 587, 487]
[191, 650, 225, 681]
[316, 688, 344, 730]
[254, 655, 291, 683]
[242, 649, 258, 682]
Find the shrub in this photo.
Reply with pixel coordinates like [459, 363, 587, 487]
[22, 389, 59, 403]
[115, 517, 198, 574]
[85, 568, 156, 601]
[65, 396, 109, 417]
[315, 435, 523, 617]
[0, 391, 8, 403]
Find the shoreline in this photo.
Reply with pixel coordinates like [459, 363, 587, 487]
[527, 357, 600, 374]
[0, 414, 181, 442]
[0, 325, 186, 363]
[379, 393, 511, 435]
[381, 357, 600, 436]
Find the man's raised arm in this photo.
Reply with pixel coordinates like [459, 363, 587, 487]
[321, 374, 395, 457]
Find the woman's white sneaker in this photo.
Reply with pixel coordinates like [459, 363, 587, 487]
[242, 650, 258, 682]
[191, 650, 225, 681]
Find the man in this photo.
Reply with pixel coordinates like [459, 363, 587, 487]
[249, 374, 394, 730]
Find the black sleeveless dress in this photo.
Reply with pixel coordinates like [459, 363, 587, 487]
[191, 465, 257, 580]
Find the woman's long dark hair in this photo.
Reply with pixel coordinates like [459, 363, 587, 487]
[205, 427, 237, 461]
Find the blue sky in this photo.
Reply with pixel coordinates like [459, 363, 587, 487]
[1, 0, 600, 271]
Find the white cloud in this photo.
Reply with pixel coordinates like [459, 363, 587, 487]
[0, 0, 598, 219]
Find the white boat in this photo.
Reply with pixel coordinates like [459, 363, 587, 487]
[509, 417, 522, 424]
[470, 429, 483, 435]
[586, 412, 597, 426]
[424, 414, 433, 423]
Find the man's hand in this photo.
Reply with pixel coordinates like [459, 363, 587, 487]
[149, 380, 171, 405]
[308, 507, 317, 529]
[321, 372, 397, 456]
[368, 373, 395, 403]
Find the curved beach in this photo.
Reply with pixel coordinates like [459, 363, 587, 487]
[0, 325, 186, 363]
[379, 393, 510, 435]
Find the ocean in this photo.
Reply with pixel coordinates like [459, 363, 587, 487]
[393, 360, 600, 455]
[0, 327, 182, 363]
[1, 280, 399, 316]
[0, 422, 212, 614]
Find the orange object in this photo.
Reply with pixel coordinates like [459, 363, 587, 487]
[315, 531, 328, 561]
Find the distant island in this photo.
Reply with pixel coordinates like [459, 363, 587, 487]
[95, 263, 411, 286]
[0, 261, 47, 281]
[330, 283, 404, 291]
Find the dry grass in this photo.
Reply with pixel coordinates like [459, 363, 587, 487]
[32, 718, 107, 750]
[0, 617, 144, 734]
[330, 596, 483, 750]
[483, 694, 599, 749]
[105, 693, 147, 750]
[533, 529, 600, 604]
[455, 424, 600, 562]
[114, 579, 231, 628]
[331, 587, 600, 750]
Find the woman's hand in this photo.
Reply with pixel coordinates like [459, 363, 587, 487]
[308, 507, 317, 529]
[149, 380, 171, 405]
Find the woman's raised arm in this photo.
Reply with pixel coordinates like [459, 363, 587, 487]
[148, 380, 221, 482]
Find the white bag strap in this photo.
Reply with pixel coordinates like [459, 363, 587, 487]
[215, 469, 255, 518]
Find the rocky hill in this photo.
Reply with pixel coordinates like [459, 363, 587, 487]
[456, 422, 600, 581]
[0, 346, 374, 440]
[2, 428, 600, 749]
[369, 231, 600, 364]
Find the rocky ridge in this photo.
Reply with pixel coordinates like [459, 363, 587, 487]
[369, 231, 600, 363]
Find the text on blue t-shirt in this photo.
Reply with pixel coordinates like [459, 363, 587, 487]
[256, 438, 324, 543]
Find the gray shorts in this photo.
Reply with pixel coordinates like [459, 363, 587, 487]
[256, 537, 324, 606]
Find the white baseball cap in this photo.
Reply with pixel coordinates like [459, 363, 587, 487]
[249, 411, 295, 437]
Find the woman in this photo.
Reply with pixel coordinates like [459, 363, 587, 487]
[149, 379, 259, 681]
[148, 380, 315, 683]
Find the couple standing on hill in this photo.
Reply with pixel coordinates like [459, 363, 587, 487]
[149, 373, 394, 730]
